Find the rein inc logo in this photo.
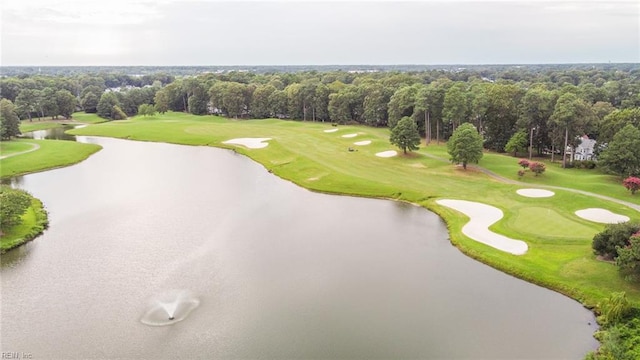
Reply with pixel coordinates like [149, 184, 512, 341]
[1, 353, 32, 359]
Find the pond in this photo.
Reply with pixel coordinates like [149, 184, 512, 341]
[0, 133, 598, 359]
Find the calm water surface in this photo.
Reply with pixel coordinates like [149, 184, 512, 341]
[1, 135, 598, 359]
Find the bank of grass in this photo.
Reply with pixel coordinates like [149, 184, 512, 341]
[71, 112, 107, 124]
[69, 112, 640, 308]
[19, 113, 106, 133]
[0, 139, 102, 178]
[0, 196, 49, 254]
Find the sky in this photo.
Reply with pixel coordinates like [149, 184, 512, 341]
[1, 0, 639, 66]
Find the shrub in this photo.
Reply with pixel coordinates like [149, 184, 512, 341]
[593, 222, 640, 259]
[623, 177, 640, 195]
[518, 159, 530, 169]
[616, 234, 640, 279]
[517, 170, 526, 178]
[0, 186, 32, 230]
[529, 161, 546, 176]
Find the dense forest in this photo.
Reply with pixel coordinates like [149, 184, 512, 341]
[2, 63, 639, 160]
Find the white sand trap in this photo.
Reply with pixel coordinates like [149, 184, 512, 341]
[436, 199, 528, 255]
[324, 129, 339, 133]
[354, 140, 372, 146]
[376, 150, 398, 158]
[342, 133, 358, 138]
[575, 208, 630, 224]
[223, 138, 272, 149]
[516, 189, 555, 198]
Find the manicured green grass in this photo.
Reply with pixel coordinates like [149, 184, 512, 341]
[71, 112, 107, 124]
[19, 120, 66, 133]
[68, 112, 640, 308]
[18, 113, 106, 133]
[0, 141, 36, 157]
[0, 139, 102, 178]
[0, 197, 49, 253]
[425, 144, 640, 206]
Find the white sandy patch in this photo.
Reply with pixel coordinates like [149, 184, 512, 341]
[323, 128, 339, 133]
[223, 138, 272, 149]
[575, 208, 630, 224]
[436, 199, 528, 255]
[376, 150, 398, 158]
[516, 189, 555, 198]
[354, 140, 372, 146]
[342, 133, 358, 138]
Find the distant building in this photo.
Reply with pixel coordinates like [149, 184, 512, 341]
[573, 135, 597, 161]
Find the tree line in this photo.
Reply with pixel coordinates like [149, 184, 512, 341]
[1, 66, 639, 166]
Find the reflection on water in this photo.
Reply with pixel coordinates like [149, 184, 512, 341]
[0, 136, 599, 359]
[21, 125, 77, 141]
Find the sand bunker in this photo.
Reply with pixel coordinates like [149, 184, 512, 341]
[324, 129, 339, 133]
[436, 199, 528, 255]
[223, 138, 272, 149]
[516, 189, 555, 198]
[354, 140, 372, 146]
[342, 133, 358, 138]
[376, 150, 398, 158]
[575, 208, 630, 224]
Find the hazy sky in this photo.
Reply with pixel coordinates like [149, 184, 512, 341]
[1, 0, 638, 66]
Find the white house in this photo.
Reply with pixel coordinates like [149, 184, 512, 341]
[573, 135, 597, 161]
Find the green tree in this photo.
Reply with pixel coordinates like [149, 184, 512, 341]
[592, 222, 640, 259]
[0, 99, 21, 140]
[153, 89, 170, 114]
[442, 82, 469, 130]
[599, 124, 640, 177]
[14, 88, 39, 121]
[388, 84, 419, 128]
[504, 130, 528, 157]
[251, 84, 276, 118]
[223, 82, 247, 118]
[616, 235, 640, 278]
[0, 186, 32, 232]
[599, 108, 640, 145]
[55, 89, 77, 119]
[549, 93, 596, 168]
[518, 87, 555, 157]
[137, 104, 157, 117]
[390, 116, 421, 154]
[96, 92, 121, 119]
[447, 123, 484, 170]
[81, 92, 99, 113]
[483, 83, 523, 152]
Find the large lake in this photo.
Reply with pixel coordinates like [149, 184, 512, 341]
[1, 135, 598, 359]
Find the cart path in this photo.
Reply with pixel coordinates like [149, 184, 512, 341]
[0, 142, 40, 160]
[423, 152, 640, 213]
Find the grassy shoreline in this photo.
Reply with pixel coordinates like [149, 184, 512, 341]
[68, 112, 640, 310]
[0, 139, 102, 179]
[0, 196, 49, 254]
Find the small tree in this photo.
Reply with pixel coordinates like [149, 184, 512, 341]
[529, 161, 546, 176]
[447, 123, 483, 170]
[518, 159, 530, 170]
[593, 222, 640, 260]
[622, 177, 640, 195]
[0, 186, 32, 232]
[0, 99, 21, 140]
[138, 104, 157, 117]
[598, 124, 640, 177]
[616, 234, 640, 278]
[389, 116, 421, 154]
[505, 130, 528, 157]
